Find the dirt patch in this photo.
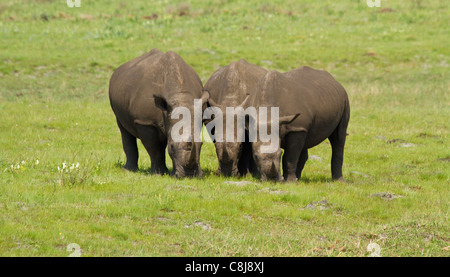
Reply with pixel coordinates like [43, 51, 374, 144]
[364, 52, 377, 57]
[418, 133, 439, 139]
[185, 221, 211, 230]
[309, 155, 322, 161]
[377, 8, 395, 13]
[351, 171, 369, 178]
[143, 14, 158, 20]
[387, 138, 406, 144]
[259, 188, 288, 195]
[370, 192, 404, 200]
[224, 181, 255, 186]
[437, 156, 450, 162]
[303, 200, 333, 210]
[387, 139, 417, 147]
[157, 217, 170, 223]
[78, 14, 94, 21]
[400, 142, 417, 148]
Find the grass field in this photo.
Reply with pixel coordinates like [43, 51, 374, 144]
[0, 0, 449, 256]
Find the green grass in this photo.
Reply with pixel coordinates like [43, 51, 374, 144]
[0, 0, 449, 256]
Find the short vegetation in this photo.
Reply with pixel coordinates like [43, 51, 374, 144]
[0, 0, 448, 256]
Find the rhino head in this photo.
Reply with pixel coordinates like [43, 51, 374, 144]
[154, 90, 209, 178]
[207, 94, 252, 177]
[248, 114, 300, 182]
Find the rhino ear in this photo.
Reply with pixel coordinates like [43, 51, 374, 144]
[201, 89, 210, 110]
[279, 113, 301, 125]
[238, 93, 251, 108]
[154, 95, 168, 111]
[201, 90, 209, 104]
[202, 89, 217, 108]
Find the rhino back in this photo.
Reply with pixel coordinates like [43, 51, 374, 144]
[205, 59, 267, 107]
[109, 49, 203, 138]
[258, 67, 348, 148]
[285, 67, 348, 147]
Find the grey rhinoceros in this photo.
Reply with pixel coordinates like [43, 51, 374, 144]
[204, 59, 267, 177]
[248, 66, 350, 182]
[109, 49, 209, 177]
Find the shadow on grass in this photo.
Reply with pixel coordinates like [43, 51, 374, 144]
[282, 173, 353, 184]
[113, 160, 346, 184]
[299, 175, 332, 184]
[113, 160, 346, 185]
[114, 159, 222, 179]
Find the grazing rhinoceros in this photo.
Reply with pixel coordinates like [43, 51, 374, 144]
[204, 59, 267, 177]
[109, 49, 209, 177]
[248, 66, 350, 182]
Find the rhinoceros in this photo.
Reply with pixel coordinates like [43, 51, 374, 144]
[248, 66, 350, 182]
[109, 49, 209, 177]
[204, 59, 267, 177]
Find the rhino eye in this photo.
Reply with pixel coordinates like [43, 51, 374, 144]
[253, 152, 261, 160]
[181, 142, 192, 151]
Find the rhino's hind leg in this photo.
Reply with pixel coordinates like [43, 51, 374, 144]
[117, 120, 139, 172]
[328, 116, 349, 181]
[282, 131, 306, 182]
[295, 148, 309, 180]
[136, 124, 169, 175]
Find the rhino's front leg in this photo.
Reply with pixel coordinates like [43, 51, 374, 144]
[282, 131, 306, 182]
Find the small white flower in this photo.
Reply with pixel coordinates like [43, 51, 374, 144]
[36, 160, 39, 165]
[62, 162, 67, 169]
[21, 161, 26, 165]
[75, 162, 80, 168]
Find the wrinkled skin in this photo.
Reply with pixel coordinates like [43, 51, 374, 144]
[249, 67, 350, 182]
[109, 49, 208, 177]
[204, 59, 267, 177]
[252, 143, 284, 181]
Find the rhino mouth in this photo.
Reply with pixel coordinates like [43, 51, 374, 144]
[259, 161, 282, 182]
[218, 163, 239, 177]
[173, 166, 203, 178]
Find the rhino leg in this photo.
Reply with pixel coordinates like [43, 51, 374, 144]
[136, 124, 169, 175]
[295, 149, 309, 180]
[117, 120, 139, 171]
[282, 131, 306, 182]
[248, 149, 259, 177]
[328, 116, 348, 181]
[238, 140, 252, 177]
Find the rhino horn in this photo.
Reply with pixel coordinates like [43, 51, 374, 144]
[238, 93, 251, 108]
[222, 143, 229, 160]
[187, 142, 197, 166]
[269, 161, 278, 178]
